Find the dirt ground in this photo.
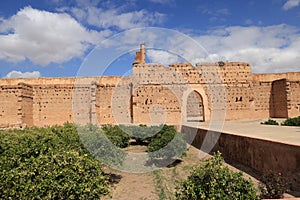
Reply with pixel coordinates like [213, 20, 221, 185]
[103, 145, 272, 200]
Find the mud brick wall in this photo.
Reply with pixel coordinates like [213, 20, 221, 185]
[271, 79, 288, 118]
[19, 83, 34, 127]
[0, 84, 22, 128]
[0, 62, 300, 128]
[287, 80, 300, 117]
[132, 84, 182, 124]
[96, 77, 132, 125]
[33, 84, 74, 127]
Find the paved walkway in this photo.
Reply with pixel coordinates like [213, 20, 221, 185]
[184, 119, 300, 146]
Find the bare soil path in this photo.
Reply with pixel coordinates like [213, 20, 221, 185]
[103, 145, 294, 200]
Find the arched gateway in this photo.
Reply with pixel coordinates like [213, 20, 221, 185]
[186, 90, 205, 122]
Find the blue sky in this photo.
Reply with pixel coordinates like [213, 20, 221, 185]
[0, 0, 300, 78]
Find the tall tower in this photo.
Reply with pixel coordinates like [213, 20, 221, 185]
[133, 43, 146, 64]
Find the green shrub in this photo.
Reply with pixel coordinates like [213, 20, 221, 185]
[281, 116, 300, 126]
[175, 151, 259, 200]
[78, 124, 127, 168]
[261, 119, 279, 125]
[0, 123, 110, 199]
[259, 171, 290, 199]
[101, 124, 131, 148]
[147, 125, 187, 162]
[120, 124, 162, 145]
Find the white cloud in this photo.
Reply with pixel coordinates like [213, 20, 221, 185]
[147, 49, 182, 65]
[282, 0, 300, 10]
[149, 0, 174, 4]
[69, 6, 165, 30]
[0, 6, 111, 66]
[6, 70, 41, 78]
[193, 24, 300, 73]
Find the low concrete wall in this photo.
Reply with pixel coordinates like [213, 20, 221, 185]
[181, 125, 300, 192]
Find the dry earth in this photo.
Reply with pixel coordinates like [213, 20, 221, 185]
[102, 145, 277, 200]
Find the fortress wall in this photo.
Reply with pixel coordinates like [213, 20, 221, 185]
[32, 84, 75, 127]
[169, 62, 252, 85]
[19, 83, 34, 127]
[223, 83, 256, 120]
[251, 81, 273, 119]
[0, 77, 75, 85]
[195, 62, 252, 84]
[133, 64, 188, 85]
[96, 84, 115, 124]
[95, 77, 132, 125]
[0, 84, 22, 128]
[132, 84, 182, 124]
[287, 81, 300, 117]
[271, 79, 288, 118]
[170, 63, 204, 84]
[253, 72, 300, 82]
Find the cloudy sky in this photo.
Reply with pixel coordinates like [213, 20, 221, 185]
[0, 0, 300, 78]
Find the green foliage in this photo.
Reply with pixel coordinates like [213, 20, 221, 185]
[120, 124, 162, 145]
[147, 125, 187, 161]
[259, 171, 290, 199]
[261, 119, 279, 125]
[281, 116, 300, 126]
[0, 123, 110, 199]
[78, 124, 127, 168]
[175, 151, 259, 200]
[101, 124, 131, 148]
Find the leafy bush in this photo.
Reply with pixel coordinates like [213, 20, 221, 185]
[78, 124, 127, 168]
[147, 125, 187, 161]
[120, 124, 162, 145]
[281, 116, 300, 126]
[259, 171, 290, 199]
[101, 124, 131, 148]
[261, 119, 279, 125]
[0, 123, 110, 199]
[175, 151, 259, 200]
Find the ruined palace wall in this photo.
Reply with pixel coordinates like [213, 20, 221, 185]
[270, 79, 288, 118]
[251, 81, 272, 119]
[253, 72, 300, 82]
[173, 62, 257, 120]
[19, 83, 34, 127]
[132, 63, 208, 124]
[0, 84, 22, 128]
[253, 72, 300, 118]
[96, 77, 132, 125]
[132, 62, 261, 122]
[0, 76, 126, 127]
[287, 81, 300, 117]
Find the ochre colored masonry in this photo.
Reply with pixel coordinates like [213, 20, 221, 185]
[0, 46, 300, 128]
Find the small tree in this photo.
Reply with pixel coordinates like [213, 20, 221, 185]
[259, 171, 290, 199]
[147, 125, 187, 163]
[175, 151, 259, 200]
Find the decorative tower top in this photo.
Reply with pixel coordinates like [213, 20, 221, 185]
[133, 43, 146, 65]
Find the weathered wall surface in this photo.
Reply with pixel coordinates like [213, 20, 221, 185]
[0, 62, 299, 128]
[271, 79, 288, 118]
[0, 84, 22, 128]
[96, 77, 132, 125]
[19, 83, 34, 127]
[182, 125, 300, 191]
[287, 81, 300, 118]
[252, 81, 273, 119]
